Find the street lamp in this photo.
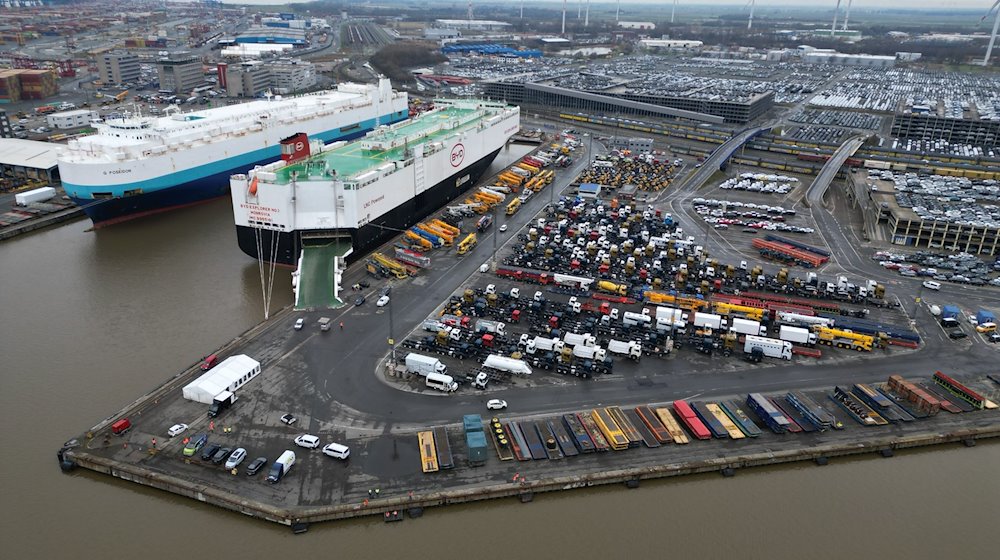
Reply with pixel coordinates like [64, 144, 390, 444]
[491, 204, 498, 269]
[387, 294, 396, 364]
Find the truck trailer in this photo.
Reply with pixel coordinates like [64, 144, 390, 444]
[607, 339, 642, 361]
[207, 390, 238, 418]
[693, 312, 725, 330]
[744, 335, 793, 360]
[730, 317, 765, 337]
[463, 414, 488, 466]
[405, 353, 447, 376]
[482, 354, 532, 375]
[778, 325, 817, 346]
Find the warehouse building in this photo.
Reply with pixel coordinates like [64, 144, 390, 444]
[225, 61, 272, 98]
[434, 19, 510, 31]
[483, 78, 768, 124]
[97, 51, 141, 86]
[882, 203, 1000, 256]
[0, 138, 61, 183]
[236, 26, 307, 46]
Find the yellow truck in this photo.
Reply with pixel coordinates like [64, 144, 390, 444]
[506, 198, 521, 216]
[597, 280, 628, 296]
[813, 327, 873, 351]
[457, 233, 478, 255]
[712, 301, 765, 322]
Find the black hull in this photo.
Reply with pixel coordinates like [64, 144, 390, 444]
[236, 147, 504, 266]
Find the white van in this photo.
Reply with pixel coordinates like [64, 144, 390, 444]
[922, 280, 941, 291]
[322, 442, 350, 460]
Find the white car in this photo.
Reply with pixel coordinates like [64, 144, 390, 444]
[224, 448, 247, 469]
[280, 413, 297, 425]
[293, 318, 304, 330]
[486, 399, 508, 411]
[167, 423, 188, 437]
[294, 434, 321, 449]
[322, 442, 350, 459]
[499, 224, 508, 232]
[922, 280, 941, 290]
[376, 295, 390, 307]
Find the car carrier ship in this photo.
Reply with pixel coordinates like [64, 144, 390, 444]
[58, 79, 408, 227]
[230, 98, 520, 308]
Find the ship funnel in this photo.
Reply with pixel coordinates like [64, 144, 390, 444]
[280, 132, 310, 164]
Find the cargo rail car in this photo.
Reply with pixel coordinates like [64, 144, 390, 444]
[671, 400, 712, 440]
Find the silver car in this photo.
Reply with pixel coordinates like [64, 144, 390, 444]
[225, 448, 247, 469]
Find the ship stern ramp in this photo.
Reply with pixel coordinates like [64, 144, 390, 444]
[295, 233, 353, 310]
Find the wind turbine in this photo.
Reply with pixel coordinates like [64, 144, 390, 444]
[616, 0, 621, 22]
[562, 0, 567, 35]
[747, 0, 756, 30]
[984, 0, 1000, 65]
[672, 0, 678, 24]
[831, 0, 842, 36]
[842, 0, 854, 31]
[585, 0, 590, 27]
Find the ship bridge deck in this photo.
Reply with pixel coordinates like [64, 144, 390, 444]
[272, 105, 485, 184]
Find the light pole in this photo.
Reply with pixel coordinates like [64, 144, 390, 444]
[387, 294, 396, 364]
[491, 204, 498, 269]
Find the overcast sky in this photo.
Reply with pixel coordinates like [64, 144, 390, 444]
[218, 1, 992, 11]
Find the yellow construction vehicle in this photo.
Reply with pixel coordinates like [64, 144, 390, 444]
[431, 219, 460, 237]
[373, 252, 410, 279]
[457, 233, 478, 255]
[506, 198, 521, 216]
[597, 280, 628, 296]
[712, 301, 765, 321]
[813, 327, 873, 351]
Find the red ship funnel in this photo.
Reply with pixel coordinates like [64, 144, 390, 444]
[280, 132, 310, 164]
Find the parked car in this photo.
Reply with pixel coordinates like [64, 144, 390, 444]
[280, 413, 297, 425]
[322, 442, 350, 459]
[486, 399, 508, 410]
[183, 433, 208, 457]
[948, 329, 968, 340]
[201, 443, 222, 461]
[167, 423, 188, 437]
[921, 281, 941, 291]
[212, 447, 233, 465]
[376, 295, 390, 307]
[379, 285, 391, 297]
[354, 295, 366, 306]
[294, 318, 304, 330]
[225, 448, 247, 469]
[246, 456, 268, 476]
[294, 434, 320, 449]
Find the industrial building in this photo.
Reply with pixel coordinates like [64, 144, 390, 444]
[47, 109, 98, 130]
[156, 52, 205, 93]
[434, 19, 510, 31]
[639, 39, 703, 50]
[891, 113, 1000, 148]
[483, 77, 770, 124]
[224, 58, 317, 97]
[97, 52, 141, 86]
[268, 58, 316, 94]
[424, 28, 460, 40]
[609, 136, 654, 152]
[0, 138, 61, 183]
[882, 202, 1000, 256]
[802, 52, 896, 67]
[236, 26, 307, 46]
[225, 61, 272, 98]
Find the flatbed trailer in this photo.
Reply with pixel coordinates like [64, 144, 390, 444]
[933, 371, 987, 410]
[591, 408, 630, 450]
[786, 391, 840, 430]
[520, 419, 548, 459]
[746, 393, 791, 434]
[418, 431, 439, 473]
[432, 427, 454, 469]
[653, 407, 690, 444]
[623, 408, 661, 448]
[535, 421, 563, 460]
[691, 402, 729, 439]
[548, 419, 580, 457]
[488, 417, 515, 461]
[705, 403, 746, 439]
[769, 398, 809, 433]
[672, 400, 712, 440]
[830, 387, 889, 426]
[505, 421, 530, 461]
[607, 406, 643, 447]
[720, 401, 762, 438]
[634, 405, 672, 444]
[561, 414, 595, 453]
[875, 386, 929, 419]
[852, 384, 914, 423]
[577, 413, 611, 451]
[917, 383, 967, 413]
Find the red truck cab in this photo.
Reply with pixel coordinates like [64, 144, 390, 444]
[111, 418, 131, 436]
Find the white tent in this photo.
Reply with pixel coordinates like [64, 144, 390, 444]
[182, 355, 260, 404]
